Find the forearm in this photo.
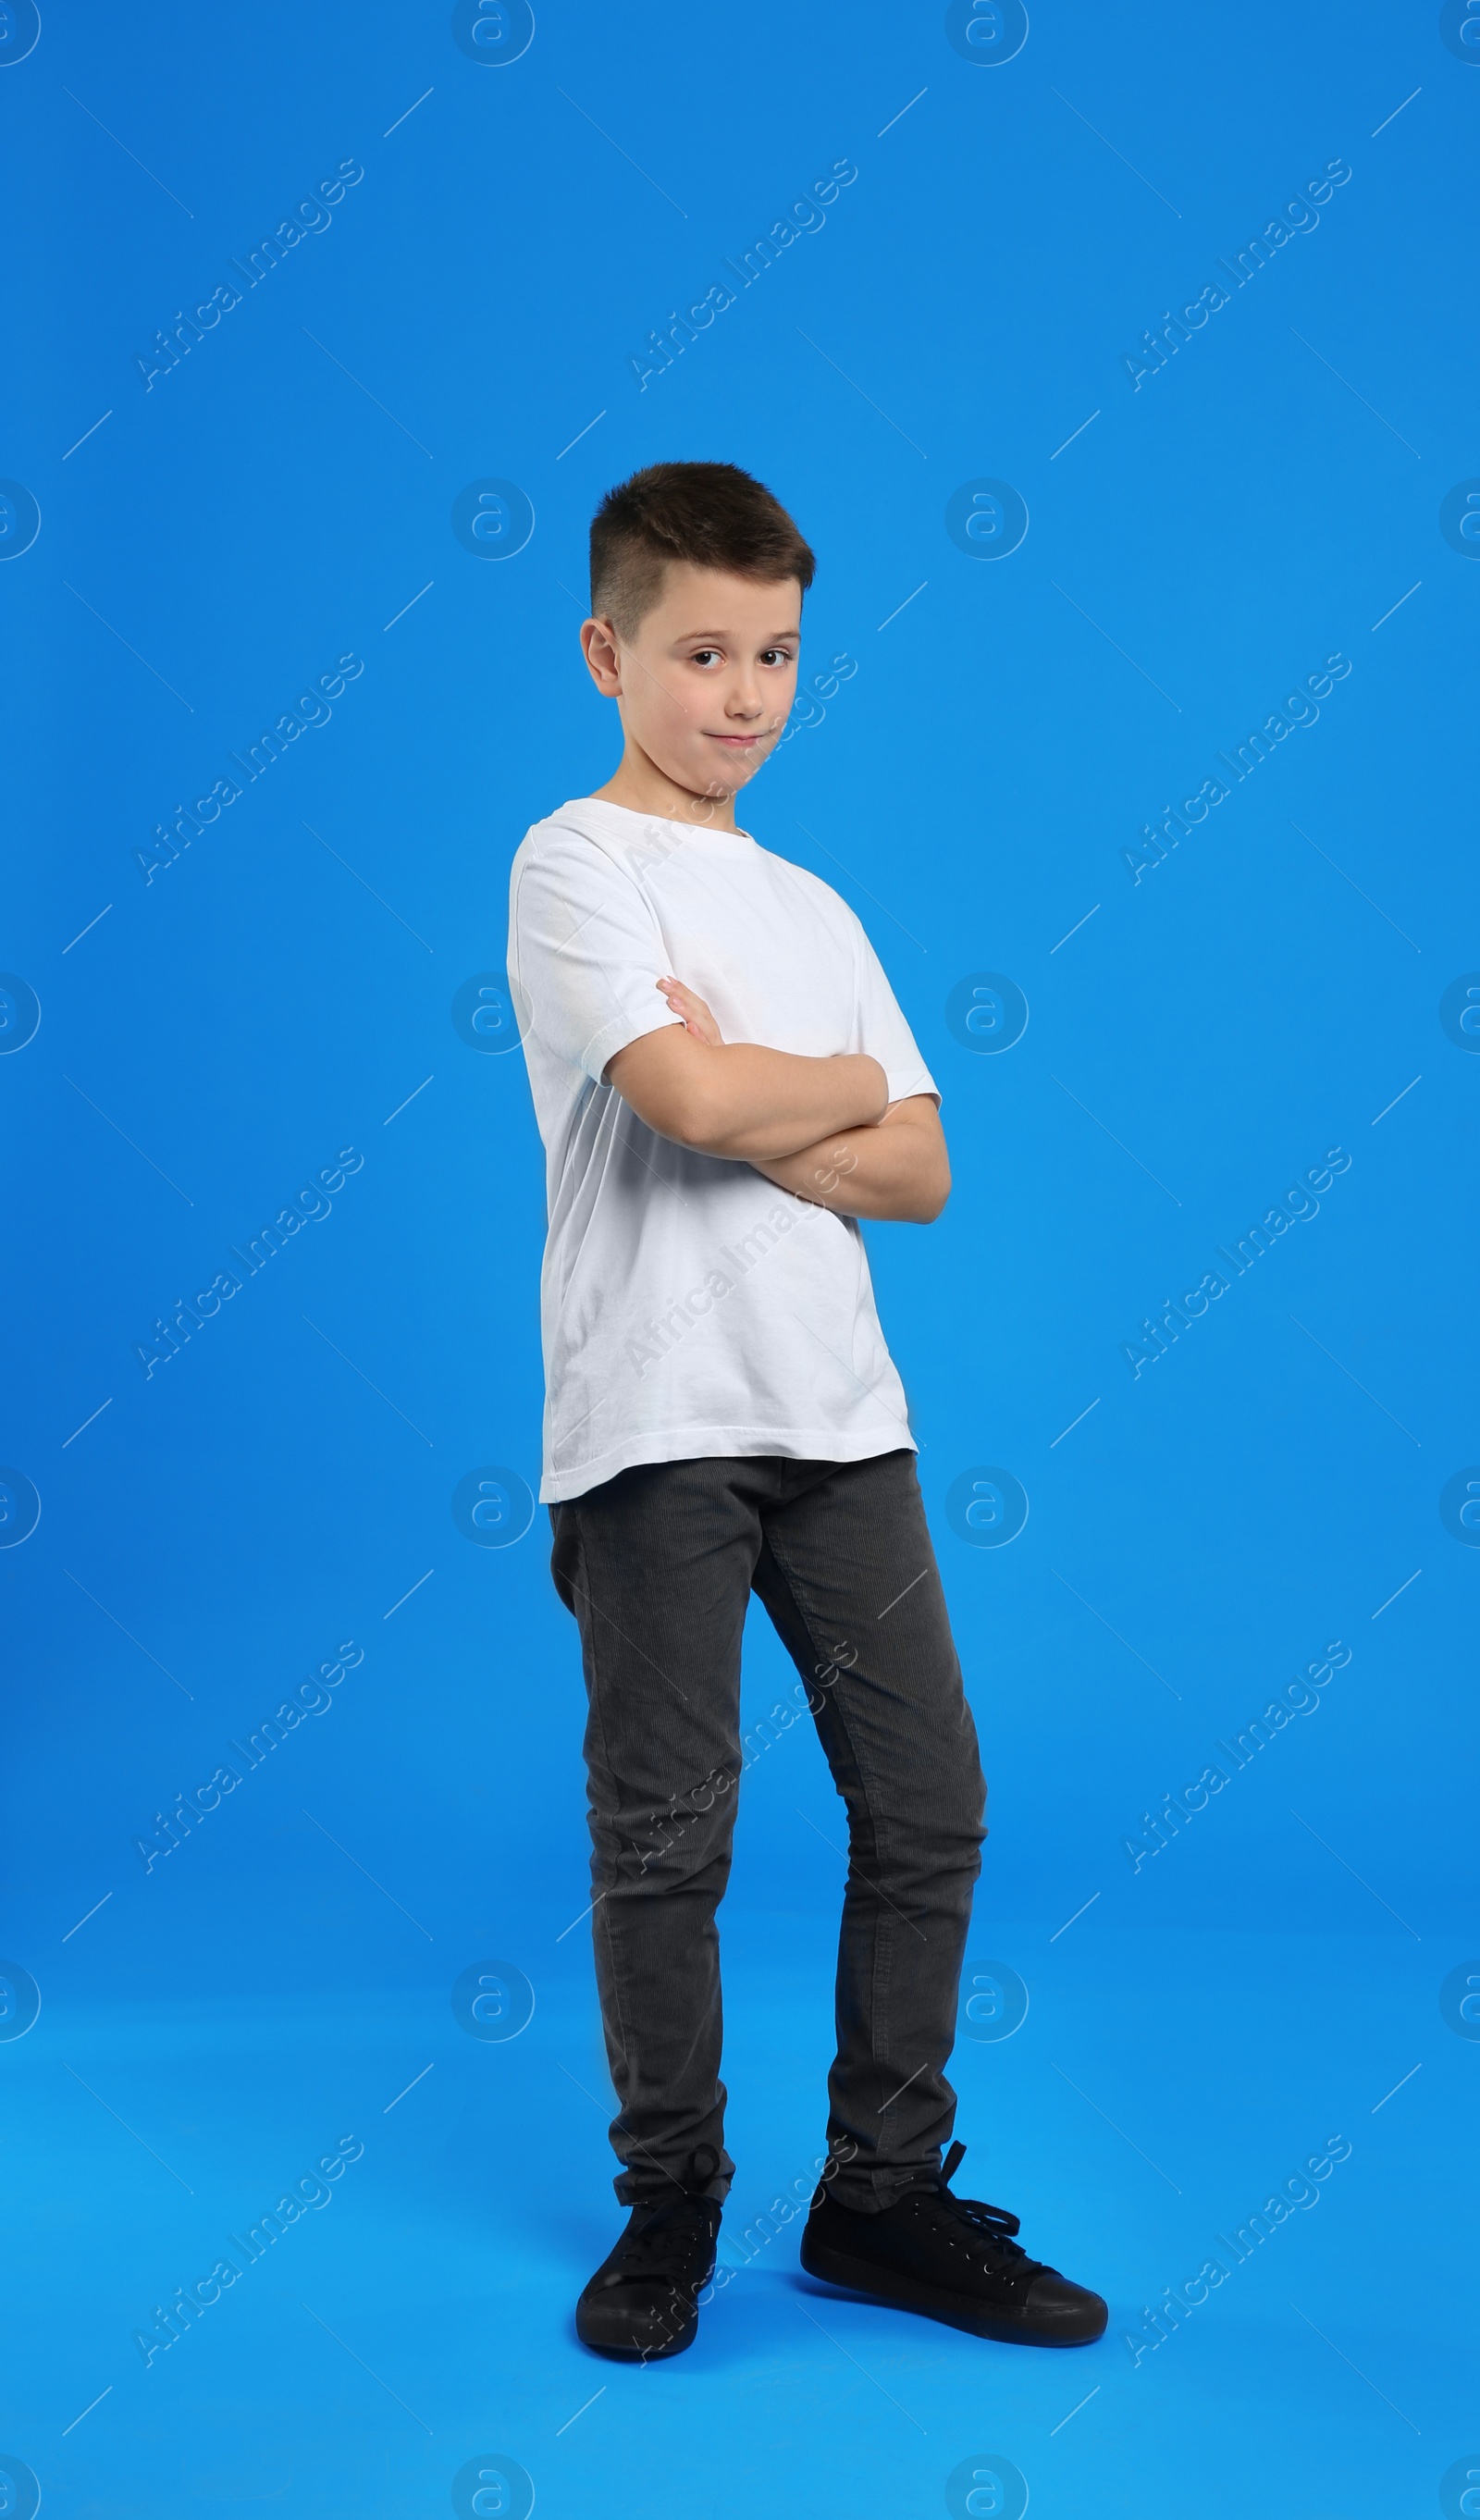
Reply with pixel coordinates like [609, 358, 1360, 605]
[682, 1043, 889, 1160]
[750, 1107, 950, 1223]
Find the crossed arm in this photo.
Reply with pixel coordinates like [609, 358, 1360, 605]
[602, 978, 950, 1225]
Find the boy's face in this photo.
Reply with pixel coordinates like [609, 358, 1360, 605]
[583, 562, 801, 805]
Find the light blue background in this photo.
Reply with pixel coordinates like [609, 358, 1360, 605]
[3, 4, 1476, 2513]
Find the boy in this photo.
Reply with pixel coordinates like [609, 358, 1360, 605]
[507, 462, 1105, 2362]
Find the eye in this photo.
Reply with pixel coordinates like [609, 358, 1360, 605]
[759, 648, 796, 667]
[690, 648, 722, 667]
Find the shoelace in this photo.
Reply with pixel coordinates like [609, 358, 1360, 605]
[906, 2142, 1045, 2277]
[613, 2143, 721, 2285]
[620, 2192, 718, 2274]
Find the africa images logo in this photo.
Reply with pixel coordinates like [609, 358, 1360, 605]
[0, 479, 40, 558]
[946, 1468, 1030, 1548]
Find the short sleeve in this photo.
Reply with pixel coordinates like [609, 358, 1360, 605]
[850, 916, 939, 1106]
[509, 829, 684, 1084]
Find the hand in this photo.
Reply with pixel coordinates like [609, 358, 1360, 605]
[657, 975, 723, 1046]
[748, 1094, 950, 1224]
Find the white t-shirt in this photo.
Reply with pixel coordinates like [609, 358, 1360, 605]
[506, 796, 939, 1502]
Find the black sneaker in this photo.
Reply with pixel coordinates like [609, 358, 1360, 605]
[799, 2141, 1107, 2346]
[575, 2152, 723, 2363]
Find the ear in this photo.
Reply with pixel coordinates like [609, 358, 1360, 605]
[582, 615, 623, 697]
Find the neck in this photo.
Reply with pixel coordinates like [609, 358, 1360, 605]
[592, 740, 740, 832]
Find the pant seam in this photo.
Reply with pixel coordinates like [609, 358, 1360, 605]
[578, 1517, 636, 2097]
[757, 1523, 906, 2143]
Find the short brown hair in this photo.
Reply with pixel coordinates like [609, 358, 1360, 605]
[589, 461, 815, 636]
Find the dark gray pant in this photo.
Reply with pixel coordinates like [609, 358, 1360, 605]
[549, 1448, 986, 2214]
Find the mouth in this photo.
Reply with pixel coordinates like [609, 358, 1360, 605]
[704, 730, 765, 747]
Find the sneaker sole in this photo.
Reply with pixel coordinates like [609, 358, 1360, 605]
[574, 2282, 706, 2364]
[574, 2314, 698, 2364]
[798, 2242, 1107, 2346]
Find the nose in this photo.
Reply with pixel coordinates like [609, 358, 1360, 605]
[724, 667, 764, 721]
